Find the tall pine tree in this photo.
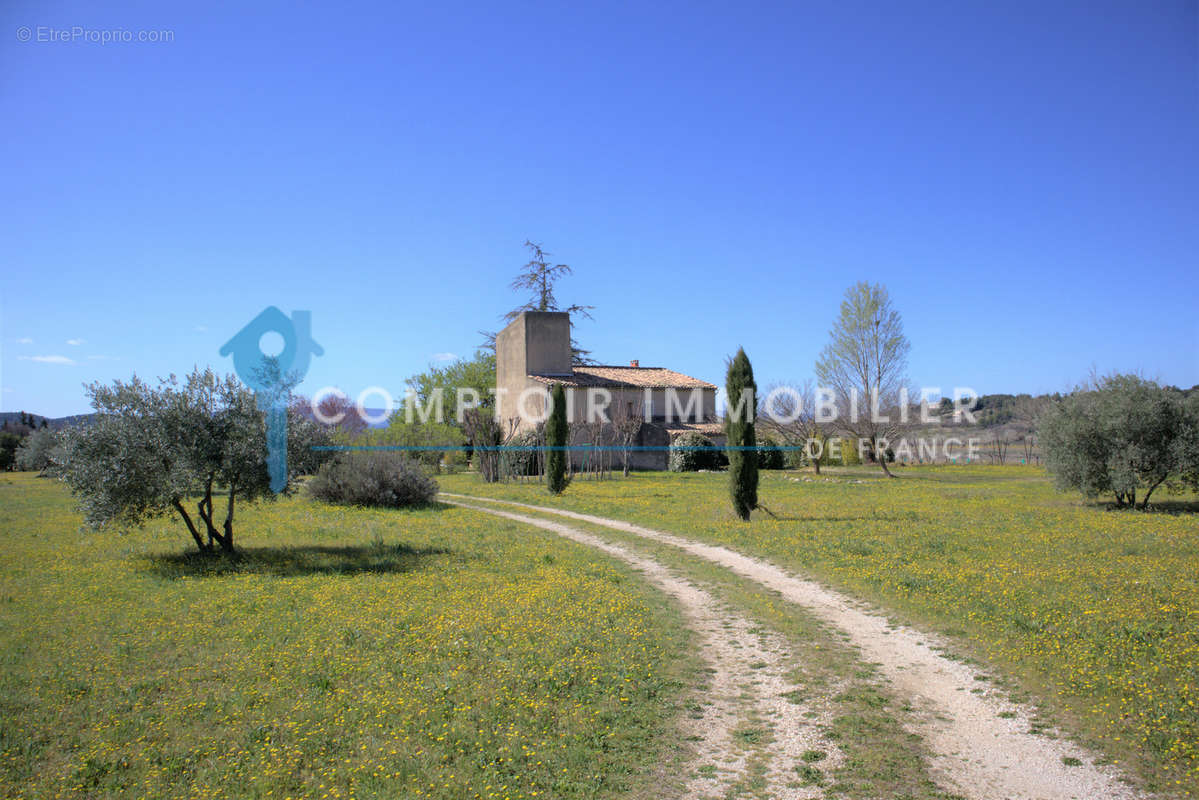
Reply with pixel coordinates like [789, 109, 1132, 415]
[725, 348, 758, 520]
[545, 383, 569, 495]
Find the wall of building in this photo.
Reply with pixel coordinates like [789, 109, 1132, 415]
[495, 312, 570, 430]
[563, 387, 716, 424]
[565, 422, 671, 471]
[493, 311, 717, 469]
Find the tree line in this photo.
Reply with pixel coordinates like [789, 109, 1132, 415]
[26, 241, 1195, 558]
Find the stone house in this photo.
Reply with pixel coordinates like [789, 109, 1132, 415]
[495, 311, 722, 469]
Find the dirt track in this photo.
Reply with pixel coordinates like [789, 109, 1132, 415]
[443, 492, 1148, 800]
[443, 497, 838, 799]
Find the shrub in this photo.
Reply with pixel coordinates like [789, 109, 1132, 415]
[756, 436, 786, 469]
[355, 420, 463, 472]
[713, 446, 730, 469]
[0, 432, 19, 471]
[838, 438, 862, 466]
[307, 453, 437, 508]
[669, 432, 716, 472]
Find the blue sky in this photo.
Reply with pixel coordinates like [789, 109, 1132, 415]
[2, 0, 1196, 417]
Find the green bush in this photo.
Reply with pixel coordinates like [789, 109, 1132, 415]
[0, 432, 19, 471]
[837, 437, 862, 466]
[355, 420, 463, 473]
[756, 436, 786, 469]
[669, 432, 718, 472]
[307, 453, 437, 508]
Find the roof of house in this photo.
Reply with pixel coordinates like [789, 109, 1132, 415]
[527, 365, 716, 390]
[664, 421, 726, 438]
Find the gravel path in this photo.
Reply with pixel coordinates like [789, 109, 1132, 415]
[442, 492, 1148, 800]
[442, 498, 839, 799]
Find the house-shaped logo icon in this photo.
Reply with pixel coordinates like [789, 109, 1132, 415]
[219, 307, 323, 392]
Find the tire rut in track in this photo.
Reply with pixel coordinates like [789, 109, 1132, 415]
[442, 498, 839, 800]
[441, 493, 1150, 800]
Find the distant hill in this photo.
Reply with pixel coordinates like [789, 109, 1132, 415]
[290, 405, 394, 429]
[2, 407, 394, 431]
[0, 411, 94, 431]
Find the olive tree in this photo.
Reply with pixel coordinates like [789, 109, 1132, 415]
[14, 426, 60, 473]
[1040, 374, 1197, 509]
[815, 282, 911, 478]
[57, 368, 326, 553]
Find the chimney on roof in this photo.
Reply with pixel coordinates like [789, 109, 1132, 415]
[630, 359, 639, 368]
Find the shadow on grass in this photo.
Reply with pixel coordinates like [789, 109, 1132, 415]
[1078, 498, 1199, 515]
[757, 512, 897, 523]
[145, 542, 454, 579]
[1144, 499, 1199, 514]
[1113, 499, 1199, 515]
[756, 504, 927, 524]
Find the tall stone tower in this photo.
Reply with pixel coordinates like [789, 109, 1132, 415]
[495, 311, 572, 426]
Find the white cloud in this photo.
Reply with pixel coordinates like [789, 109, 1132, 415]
[16, 337, 33, 344]
[194, 325, 208, 333]
[19, 355, 76, 365]
[431, 352, 459, 362]
[66, 338, 85, 346]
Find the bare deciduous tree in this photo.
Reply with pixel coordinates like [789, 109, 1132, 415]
[302, 392, 367, 435]
[1013, 395, 1049, 465]
[759, 380, 828, 474]
[579, 418, 609, 480]
[814, 282, 912, 478]
[462, 411, 520, 483]
[612, 397, 643, 477]
[990, 431, 1010, 465]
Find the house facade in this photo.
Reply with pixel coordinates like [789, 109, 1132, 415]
[495, 311, 722, 469]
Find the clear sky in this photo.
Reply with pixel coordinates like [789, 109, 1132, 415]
[2, 0, 1196, 417]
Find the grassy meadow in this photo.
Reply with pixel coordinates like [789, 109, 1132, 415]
[0, 473, 693, 800]
[439, 465, 1199, 796]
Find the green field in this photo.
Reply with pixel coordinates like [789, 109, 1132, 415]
[439, 465, 1199, 795]
[4, 465, 1197, 798]
[0, 473, 693, 800]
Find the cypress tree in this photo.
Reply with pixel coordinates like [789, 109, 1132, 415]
[726, 348, 758, 520]
[545, 383, 569, 495]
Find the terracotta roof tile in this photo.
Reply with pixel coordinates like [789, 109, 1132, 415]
[528, 365, 716, 390]
[665, 421, 726, 438]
